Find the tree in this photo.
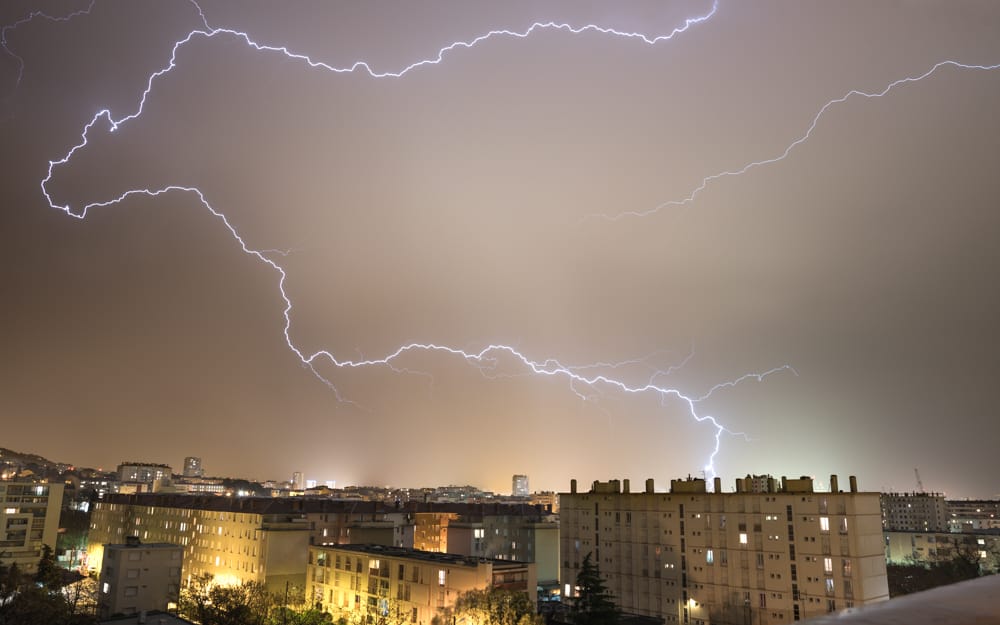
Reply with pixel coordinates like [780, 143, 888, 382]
[0, 554, 97, 625]
[178, 574, 330, 625]
[178, 575, 273, 625]
[886, 540, 992, 598]
[569, 553, 620, 625]
[178, 573, 216, 624]
[62, 576, 98, 619]
[36, 544, 64, 590]
[331, 596, 409, 625]
[207, 581, 273, 625]
[438, 587, 542, 625]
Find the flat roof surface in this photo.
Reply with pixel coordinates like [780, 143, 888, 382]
[801, 575, 1000, 624]
[317, 543, 529, 569]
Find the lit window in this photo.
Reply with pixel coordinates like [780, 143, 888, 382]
[564, 583, 572, 597]
[438, 570, 446, 586]
[823, 558, 833, 574]
[102, 583, 110, 594]
[706, 549, 714, 564]
[739, 533, 748, 545]
[820, 517, 830, 532]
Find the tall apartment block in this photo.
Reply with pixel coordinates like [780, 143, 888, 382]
[513, 474, 530, 497]
[97, 536, 183, 619]
[305, 544, 536, 625]
[182, 457, 204, 478]
[880, 492, 947, 532]
[560, 475, 889, 625]
[0, 482, 63, 572]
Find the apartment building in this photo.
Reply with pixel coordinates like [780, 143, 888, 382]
[946, 499, 1000, 532]
[0, 481, 63, 572]
[305, 544, 536, 625]
[447, 519, 558, 586]
[880, 492, 948, 532]
[560, 475, 889, 625]
[884, 530, 1000, 572]
[88, 495, 328, 590]
[89, 495, 557, 594]
[97, 537, 183, 619]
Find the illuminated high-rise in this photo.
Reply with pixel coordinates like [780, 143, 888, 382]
[512, 474, 529, 497]
[182, 456, 204, 478]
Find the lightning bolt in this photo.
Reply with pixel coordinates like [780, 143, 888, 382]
[36, 0, 799, 477]
[1, 1, 96, 88]
[596, 59, 1000, 221]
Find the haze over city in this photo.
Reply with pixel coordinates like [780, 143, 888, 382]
[3, 0, 1000, 497]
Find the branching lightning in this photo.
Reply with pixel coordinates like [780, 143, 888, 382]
[31, 0, 829, 477]
[1, 1, 96, 88]
[596, 59, 1000, 221]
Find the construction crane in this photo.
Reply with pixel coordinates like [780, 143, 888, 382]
[914, 468, 925, 493]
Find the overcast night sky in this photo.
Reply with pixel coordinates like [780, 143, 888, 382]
[2, 1, 999, 497]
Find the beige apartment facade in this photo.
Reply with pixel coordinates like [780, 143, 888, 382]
[88, 495, 312, 590]
[0, 481, 63, 572]
[305, 544, 536, 625]
[97, 537, 183, 619]
[560, 475, 889, 625]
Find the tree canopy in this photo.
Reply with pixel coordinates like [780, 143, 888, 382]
[448, 587, 542, 625]
[178, 574, 332, 625]
[0, 552, 97, 625]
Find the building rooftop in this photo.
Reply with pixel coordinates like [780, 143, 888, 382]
[118, 462, 173, 468]
[100, 494, 549, 518]
[316, 543, 529, 569]
[563, 474, 876, 496]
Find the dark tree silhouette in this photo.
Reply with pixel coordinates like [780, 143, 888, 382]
[569, 553, 620, 625]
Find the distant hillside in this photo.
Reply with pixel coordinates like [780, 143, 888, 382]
[0, 446, 60, 468]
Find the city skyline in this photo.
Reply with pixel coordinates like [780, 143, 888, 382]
[3, 1, 1000, 498]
